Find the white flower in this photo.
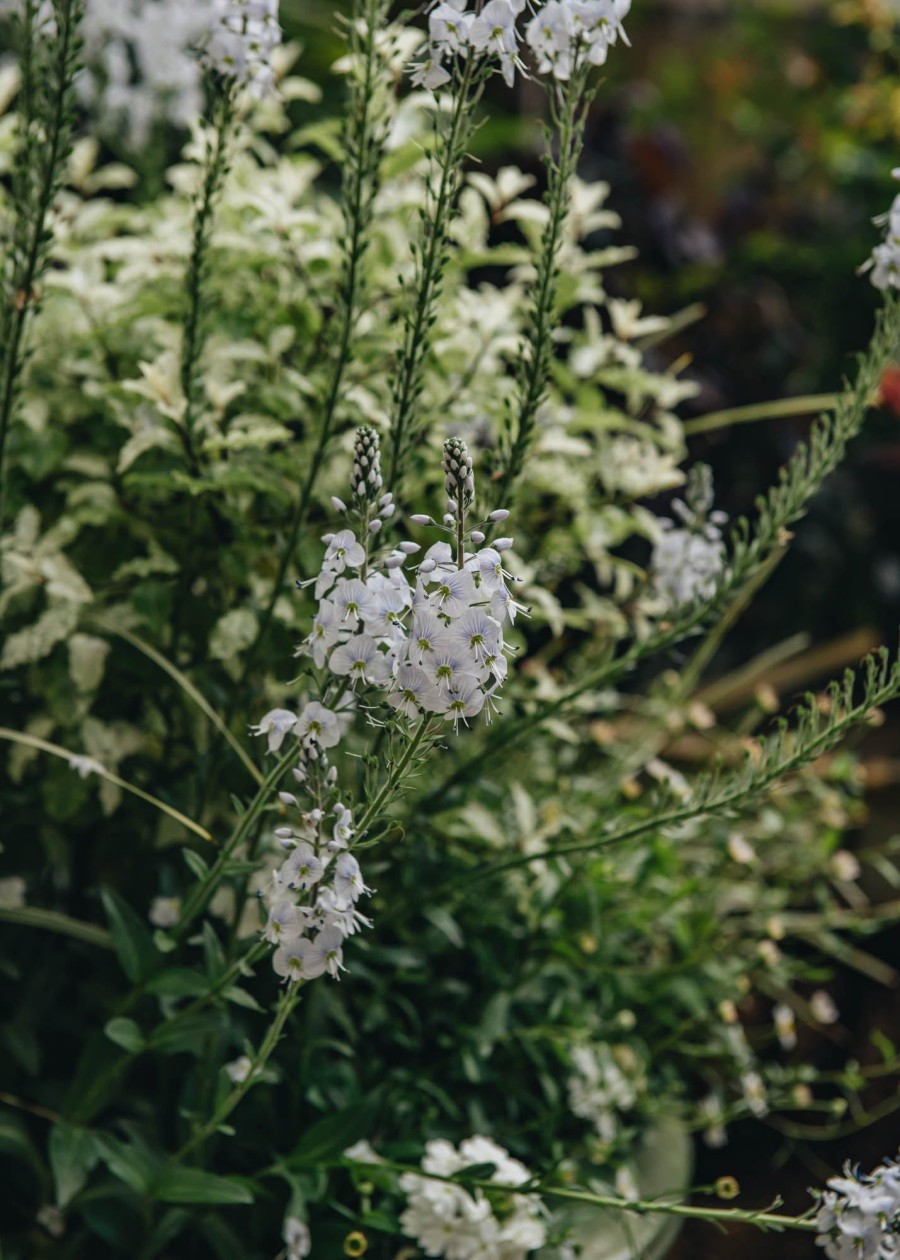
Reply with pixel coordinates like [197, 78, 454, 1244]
[332, 577, 375, 629]
[303, 600, 341, 668]
[329, 634, 392, 687]
[815, 1154, 900, 1260]
[149, 895, 182, 928]
[199, 0, 282, 98]
[430, 2, 474, 53]
[272, 936, 327, 981]
[282, 844, 326, 892]
[307, 925, 346, 979]
[250, 708, 297, 753]
[225, 1054, 254, 1084]
[652, 527, 725, 608]
[440, 676, 487, 729]
[387, 664, 444, 718]
[469, 0, 520, 87]
[450, 608, 502, 665]
[773, 1003, 797, 1051]
[323, 529, 366, 575]
[283, 1215, 312, 1259]
[333, 853, 371, 903]
[408, 610, 453, 667]
[426, 567, 479, 620]
[295, 701, 342, 749]
[263, 898, 306, 943]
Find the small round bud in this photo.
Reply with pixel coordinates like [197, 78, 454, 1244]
[278, 792, 297, 806]
[368, 518, 382, 533]
[380, 503, 395, 518]
[398, 541, 420, 554]
[494, 537, 514, 551]
[384, 553, 405, 569]
[331, 496, 347, 512]
[321, 532, 335, 544]
[410, 514, 433, 525]
[419, 558, 437, 574]
[446, 499, 458, 515]
[292, 767, 307, 784]
[470, 530, 485, 544]
[379, 493, 393, 506]
[488, 509, 510, 522]
[274, 827, 294, 839]
[443, 514, 455, 526]
[309, 808, 323, 822]
[326, 766, 338, 785]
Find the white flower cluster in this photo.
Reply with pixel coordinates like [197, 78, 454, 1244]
[199, 0, 281, 99]
[250, 699, 372, 983]
[650, 466, 727, 609]
[0, 0, 280, 143]
[299, 429, 524, 732]
[412, 0, 630, 90]
[816, 1154, 900, 1260]
[249, 429, 524, 982]
[864, 169, 900, 291]
[399, 1136, 547, 1260]
[567, 1044, 641, 1145]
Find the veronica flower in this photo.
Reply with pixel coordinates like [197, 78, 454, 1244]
[440, 676, 487, 729]
[333, 853, 371, 903]
[427, 568, 478, 620]
[273, 936, 327, 981]
[250, 708, 297, 752]
[329, 634, 392, 687]
[408, 611, 453, 667]
[282, 844, 325, 892]
[451, 608, 502, 665]
[263, 898, 306, 944]
[332, 577, 374, 629]
[307, 926, 346, 979]
[387, 664, 444, 719]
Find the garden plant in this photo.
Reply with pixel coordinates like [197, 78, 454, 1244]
[2, 1, 900, 1258]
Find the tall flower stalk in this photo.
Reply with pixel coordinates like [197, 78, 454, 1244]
[0, 0, 84, 530]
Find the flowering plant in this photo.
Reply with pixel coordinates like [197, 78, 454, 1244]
[1, 2, 900, 1258]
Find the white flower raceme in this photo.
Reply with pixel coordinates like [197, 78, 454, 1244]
[399, 1136, 547, 1260]
[283, 1215, 312, 1260]
[411, 0, 630, 90]
[567, 1043, 641, 1143]
[199, 0, 282, 98]
[253, 429, 529, 981]
[650, 466, 728, 609]
[815, 1153, 900, 1260]
[863, 168, 900, 291]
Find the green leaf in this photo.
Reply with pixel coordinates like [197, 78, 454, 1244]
[49, 1124, 100, 1207]
[0, 1113, 44, 1181]
[101, 888, 159, 983]
[288, 1100, 379, 1170]
[103, 1018, 145, 1054]
[182, 849, 209, 880]
[424, 907, 464, 948]
[222, 985, 264, 1012]
[202, 921, 227, 980]
[95, 1134, 158, 1195]
[148, 1011, 222, 1056]
[153, 1167, 254, 1205]
[146, 968, 209, 998]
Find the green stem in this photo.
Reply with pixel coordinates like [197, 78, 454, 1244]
[493, 69, 587, 505]
[386, 60, 478, 488]
[683, 393, 840, 438]
[0, 0, 82, 529]
[174, 744, 297, 937]
[179, 86, 235, 472]
[342, 1158, 818, 1234]
[356, 718, 432, 836]
[171, 981, 301, 1163]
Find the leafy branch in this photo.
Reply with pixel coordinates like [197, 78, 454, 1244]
[421, 295, 900, 805]
[0, 0, 85, 529]
[456, 646, 900, 886]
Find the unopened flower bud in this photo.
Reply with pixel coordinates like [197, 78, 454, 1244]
[470, 530, 485, 543]
[321, 532, 335, 544]
[398, 541, 420, 554]
[410, 514, 433, 525]
[380, 503, 395, 518]
[278, 792, 297, 806]
[443, 514, 455, 526]
[443, 436, 475, 509]
[326, 766, 338, 785]
[385, 553, 405, 569]
[350, 426, 383, 502]
[368, 518, 382, 533]
[494, 537, 514, 551]
[419, 558, 437, 574]
[274, 827, 294, 839]
[488, 509, 510, 522]
[379, 493, 393, 507]
[331, 496, 347, 512]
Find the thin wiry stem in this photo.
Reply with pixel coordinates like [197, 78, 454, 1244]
[386, 58, 482, 490]
[240, 0, 388, 677]
[491, 67, 589, 506]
